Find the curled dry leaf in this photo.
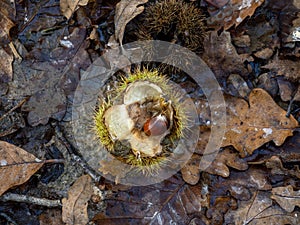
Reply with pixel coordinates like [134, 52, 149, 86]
[262, 58, 300, 82]
[222, 88, 298, 157]
[62, 174, 93, 225]
[60, 0, 89, 20]
[113, 0, 148, 45]
[225, 191, 300, 225]
[207, 0, 265, 30]
[271, 185, 300, 213]
[0, 0, 15, 43]
[0, 141, 44, 196]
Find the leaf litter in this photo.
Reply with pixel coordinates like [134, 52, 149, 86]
[0, 0, 300, 224]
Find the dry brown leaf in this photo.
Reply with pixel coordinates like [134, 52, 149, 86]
[0, 141, 44, 196]
[114, 0, 148, 45]
[207, 0, 265, 30]
[222, 88, 298, 157]
[225, 191, 300, 224]
[181, 154, 201, 185]
[205, 148, 248, 178]
[39, 209, 64, 225]
[62, 174, 93, 225]
[0, 48, 13, 83]
[266, 156, 300, 179]
[0, 0, 15, 43]
[202, 31, 248, 79]
[60, 0, 89, 20]
[262, 58, 300, 82]
[271, 185, 300, 213]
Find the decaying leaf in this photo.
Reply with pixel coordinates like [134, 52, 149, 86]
[0, 141, 44, 196]
[181, 154, 201, 185]
[271, 185, 300, 213]
[222, 88, 298, 157]
[225, 191, 300, 225]
[207, 0, 265, 30]
[266, 156, 300, 179]
[39, 209, 64, 225]
[60, 0, 89, 20]
[202, 31, 248, 79]
[93, 174, 207, 224]
[62, 174, 93, 225]
[0, 0, 15, 43]
[205, 148, 248, 178]
[262, 58, 300, 82]
[113, 0, 148, 44]
[0, 47, 13, 83]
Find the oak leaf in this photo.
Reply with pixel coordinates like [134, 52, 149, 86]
[271, 185, 300, 213]
[60, 0, 89, 19]
[262, 58, 300, 82]
[113, 0, 148, 45]
[222, 88, 298, 157]
[0, 141, 44, 196]
[62, 174, 93, 225]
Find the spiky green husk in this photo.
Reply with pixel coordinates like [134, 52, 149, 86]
[94, 99, 114, 151]
[124, 153, 170, 176]
[94, 69, 189, 174]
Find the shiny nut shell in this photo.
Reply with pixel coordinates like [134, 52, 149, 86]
[144, 115, 168, 136]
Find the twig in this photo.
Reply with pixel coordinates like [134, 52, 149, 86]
[0, 96, 29, 122]
[8, 42, 22, 61]
[53, 122, 102, 183]
[0, 193, 62, 207]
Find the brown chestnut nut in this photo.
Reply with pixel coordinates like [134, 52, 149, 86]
[143, 114, 168, 136]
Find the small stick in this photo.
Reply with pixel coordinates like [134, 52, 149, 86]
[8, 42, 22, 61]
[0, 193, 62, 207]
[0, 96, 29, 122]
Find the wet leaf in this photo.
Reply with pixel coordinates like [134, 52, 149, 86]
[60, 0, 89, 20]
[207, 0, 265, 30]
[0, 0, 15, 43]
[225, 191, 300, 225]
[62, 174, 93, 225]
[113, 0, 148, 45]
[265, 156, 300, 179]
[271, 185, 300, 213]
[0, 141, 44, 196]
[202, 31, 248, 79]
[222, 88, 298, 157]
[262, 58, 300, 82]
[181, 154, 201, 185]
[205, 148, 248, 178]
[0, 48, 13, 83]
[39, 209, 64, 225]
[93, 174, 207, 224]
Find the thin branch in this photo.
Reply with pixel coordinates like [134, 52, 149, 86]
[0, 96, 29, 122]
[0, 193, 62, 207]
